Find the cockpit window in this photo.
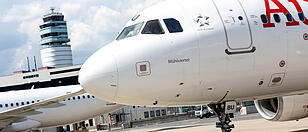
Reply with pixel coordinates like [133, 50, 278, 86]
[163, 18, 183, 33]
[142, 19, 165, 34]
[116, 22, 144, 41]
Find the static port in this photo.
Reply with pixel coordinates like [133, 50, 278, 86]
[259, 81, 264, 85]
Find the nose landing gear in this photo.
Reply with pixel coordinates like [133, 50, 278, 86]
[208, 102, 236, 132]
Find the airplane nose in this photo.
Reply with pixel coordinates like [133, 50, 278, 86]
[79, 45, 118, 102]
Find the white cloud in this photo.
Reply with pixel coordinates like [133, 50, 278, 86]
[2, 3, 43, 22]
[2, 2, 43, 72]
[68, 4, 123, 50]
[12, 18, 41, 70]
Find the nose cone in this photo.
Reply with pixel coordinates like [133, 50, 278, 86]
[79, 44, 118, 102]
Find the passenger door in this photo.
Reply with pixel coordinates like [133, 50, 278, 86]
[213, 0, 253, 50]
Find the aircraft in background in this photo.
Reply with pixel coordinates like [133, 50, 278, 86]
[79, 0, 308, 131]
[0, 85, 124, 132]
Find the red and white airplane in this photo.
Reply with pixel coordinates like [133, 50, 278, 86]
[79, 0, 308, 131]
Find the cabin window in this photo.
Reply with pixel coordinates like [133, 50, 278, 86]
[298, 12, 306, 22]
[273, 14, 281, 23]
[87, 95, 91, 98]
[73, 97, 76, 100]
[68, 98, 71, 101]
[21, 102, 24, 105]
[92, 96, 95, 98]
[78, 96, 81, 99]
[261, 14, 268, 24]
[16, 103, 19, 106]
[286, 13, 293, 22]
[0, 104, 2, 108]
[163, 18, 183, 33]
[142, 19, 165, 34]
[26, 101, 30, 104]
[23, 74, 39, 79]
[32, 101, 35, 103]
[83, 95, 86, 99]
[5, 104, 8, 107]
[116, 22, 144, 40]
[11, 103, 14, 107]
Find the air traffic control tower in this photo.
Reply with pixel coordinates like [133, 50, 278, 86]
[39, 8, 73, 68]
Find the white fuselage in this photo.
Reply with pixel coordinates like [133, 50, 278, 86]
[0, 85, 124, 128]
[79, 0, 308, 107]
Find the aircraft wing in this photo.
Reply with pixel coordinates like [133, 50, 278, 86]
[0, 88, 86, 128]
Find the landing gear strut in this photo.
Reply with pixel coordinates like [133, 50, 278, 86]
[209, 103, 235, 132]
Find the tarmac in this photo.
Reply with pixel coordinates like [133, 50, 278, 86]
[101, 113, 308, 132]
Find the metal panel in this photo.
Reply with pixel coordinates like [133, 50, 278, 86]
[213, 0, 252, 50]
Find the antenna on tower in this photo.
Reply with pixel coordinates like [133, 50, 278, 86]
[33, 56, 37, 71]
[50, 7, 55, 13]
[26, 57, 30, 72]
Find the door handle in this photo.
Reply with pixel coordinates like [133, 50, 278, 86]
[225, 46, 256, 55]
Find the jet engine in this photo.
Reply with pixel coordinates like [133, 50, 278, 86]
[254, 94, 308, 121]
[1, 119, 41, 132]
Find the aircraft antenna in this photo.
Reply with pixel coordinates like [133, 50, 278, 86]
[50, 7, 55, 13]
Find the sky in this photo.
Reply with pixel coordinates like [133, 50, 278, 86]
[0, 0, 164, 76]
